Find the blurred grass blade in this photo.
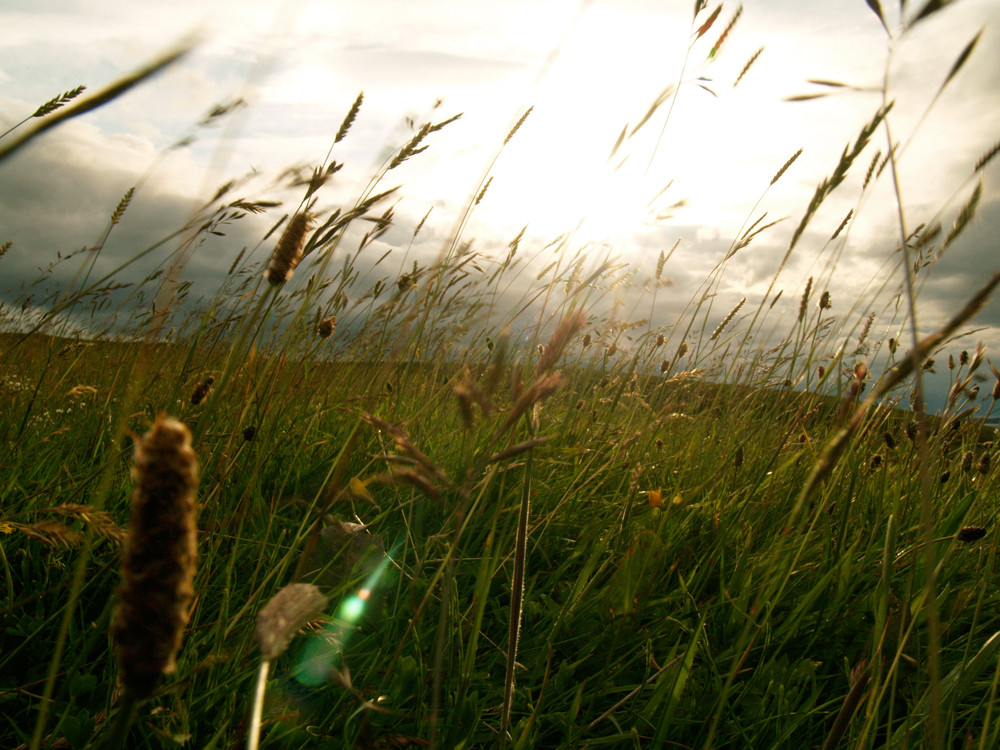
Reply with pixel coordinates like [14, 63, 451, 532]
[938, 29, 983, 97]
[0, 37, 197, 164]
[865, 0, 890, 34]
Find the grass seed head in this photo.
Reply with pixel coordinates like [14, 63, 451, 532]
[956, 526, 987, 542]
[256, 583, 327, 661]
[979, 452, 991, 474]
[113, 415, 198, 700]
[317, 316, 337, 339]
[265, 213, 311, 284]
[190, 376, 214, 406]
[961, 450, 974, 473]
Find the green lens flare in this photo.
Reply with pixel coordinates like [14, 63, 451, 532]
[295, 550, 394, 687]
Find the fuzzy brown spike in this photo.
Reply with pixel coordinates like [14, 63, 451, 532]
[265, 213, 311, 284]
[113, 416, 198, 700]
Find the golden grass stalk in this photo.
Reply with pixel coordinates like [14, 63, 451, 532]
[264, 213, 311, 284]
[112, 415, 198, 701]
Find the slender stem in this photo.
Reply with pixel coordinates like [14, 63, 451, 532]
[102, 690, 139, 750]
[500, 410, 536, 743]
[247, 659, 271, 750]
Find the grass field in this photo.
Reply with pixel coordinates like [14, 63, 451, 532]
[2, 3, 1000, 748]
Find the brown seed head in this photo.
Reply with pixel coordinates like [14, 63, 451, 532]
[113, 416, 198, 699]
[956, 526, 987, 543]
[961, 451, 974, 473]
[317, 316, 337, 339]
[677, 341, 689, 358]
[190, 376, 214, 406]
[255, 583, 327, 661]
[979, 452, 991, 474]
[265, 213, 311, 284]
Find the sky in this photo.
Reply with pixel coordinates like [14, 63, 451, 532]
[1, 0, 999, 412]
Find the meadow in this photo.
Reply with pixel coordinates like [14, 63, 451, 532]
[1, 3, 999, 748]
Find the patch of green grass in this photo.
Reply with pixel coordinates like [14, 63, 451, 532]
[2, 4, 999, 749]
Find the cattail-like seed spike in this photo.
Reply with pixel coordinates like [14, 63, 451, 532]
[265, 213, 311, 284]
[113, 416, 198, 700]
[961, 451, 974, 473]
[733, 46, 763, 87]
